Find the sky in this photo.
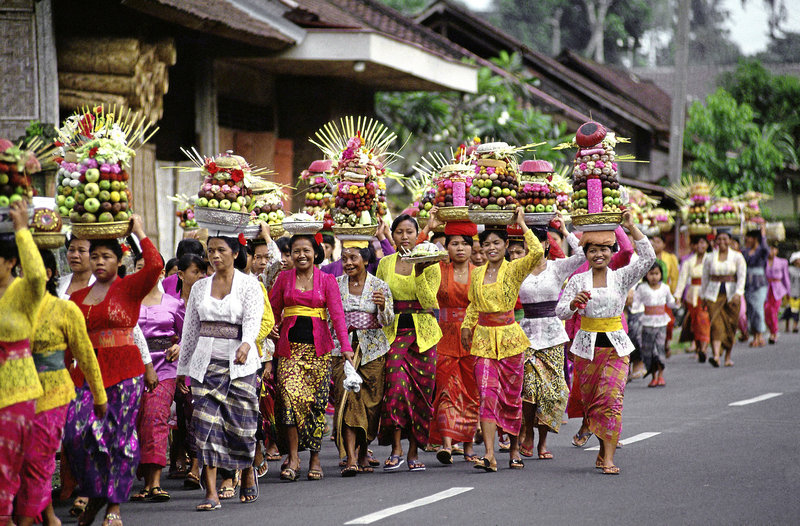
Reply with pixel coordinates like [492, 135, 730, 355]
[461, 0, 800, 55]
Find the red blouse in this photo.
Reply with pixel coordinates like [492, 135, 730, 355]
[70, 237, 162, 388]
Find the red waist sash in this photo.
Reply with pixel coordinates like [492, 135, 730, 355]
[477, 310, 515, 327]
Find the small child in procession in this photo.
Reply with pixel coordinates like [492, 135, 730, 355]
[633, 262, 679, 387]
[783, 252, 800, 333]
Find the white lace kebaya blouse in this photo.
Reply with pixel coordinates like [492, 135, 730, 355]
[178, 269, 264, 382]
[556, 237, 655, 360]
[519, 233, 585, 350]
[632, 281, 679, 327]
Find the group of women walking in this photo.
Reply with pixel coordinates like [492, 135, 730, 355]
[4, 191, 786, 524]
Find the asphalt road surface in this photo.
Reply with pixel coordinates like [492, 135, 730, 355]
[55, 335, 800, 525]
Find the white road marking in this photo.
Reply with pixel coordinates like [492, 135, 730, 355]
[586, 432, 661, 451]
[729, 392, 783, 406]
[344, 486, 474, 524]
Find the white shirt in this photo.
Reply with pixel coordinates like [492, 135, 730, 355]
[178, 269, 264, 382]
[556, 238, 655, 360]
[674, 252, 707, 306]
[632, 282, 679, 327]
[519, 233, 585, 350]
[700, 250, 746, 302]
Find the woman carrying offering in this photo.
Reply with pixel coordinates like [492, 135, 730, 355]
[132, 254, 184, 503]
[178, 234, 267, 510]
[700, 231, 746, 367]
[269, 234, 350, 482]
[0, 201, 47, 522]
[331, 242, 394, 476]
[63, 215, 161, 526]
[742, 225, 769, 347]
[556, 211, 654, 475]
[58, 236, 95, 298]
[765, 243, 790, 344]
[460, 208, 544, 472]
[674, 235, 712, 362]
[430, 222, 480, 465]
[15, 249, 107, 526]
[376, 215, 442, 472]
[518, 217, 584, 460]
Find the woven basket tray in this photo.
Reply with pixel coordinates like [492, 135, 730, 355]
[71, 220, 132, 240]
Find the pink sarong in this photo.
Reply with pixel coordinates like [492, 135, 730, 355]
[0, 400, 35, 517]
[17, 405, 68, 517]
[137, 378, 177, 467]
[474, 354, 524, 436]
[573, 347, 629, 443]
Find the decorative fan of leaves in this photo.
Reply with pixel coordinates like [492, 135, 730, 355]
[310, 116, 400, 165]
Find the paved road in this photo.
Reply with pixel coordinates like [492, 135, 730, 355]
[55, 335, 800, 525]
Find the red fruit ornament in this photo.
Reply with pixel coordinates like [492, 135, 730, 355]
[575, 121, 607, 148]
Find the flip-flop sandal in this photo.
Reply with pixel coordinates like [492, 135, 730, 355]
[407, 459, 426, 472]
[384, 455, 405, 471]
[498, 441, 511, 452]
[602, 465, 620, 475]
[102, 512, 123, 526]
[473, 457, 497, 472]
[538, 451, 554, 460]
[509, 458, 525, 469]
[184, 472, 201, 490]
[709, 357, 719, 368]
[519, 445, 535, 458]
[149, 487, 171, 502]
[307, 469, 324, 481]
[339, 458, 347, 468]
[571, 431, 593, 447]
[218, 486, 236, 500]
[196, 498, 221, 511]
[265, 452, 283, 461]
[595, 456, 604, 469]
[280, 468, 298, 482]
[358, 465, 374, 473]
[436, 449, 453, 465]
[130, 489, 150, 502]
[366, 450, 380, 467]
[255, 459, 269, 478]
[451, 445, 464, 456]
[167, 469, 187, 479]
[463, 453, 479, 462]
[240, 483, 258, 503]
[341, 465, 359, 477]
[70, 497, 89, 517]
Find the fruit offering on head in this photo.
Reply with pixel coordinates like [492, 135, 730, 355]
[301, 160, 334, 215]
[467, 142, 520, 212]
[569, 121, 624, 216]
[518, 160, 558, 214]
[0, 139, 38, 207]
[53, 105, 156, 223]
[195, 152, 253, 212]
[248, 178, 287, 227]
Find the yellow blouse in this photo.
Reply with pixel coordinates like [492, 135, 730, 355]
[32, 294, 107, 413]
[377, 253, 442, 352]
[462, 229, 543, 359]
[255, 282, 276, 358]
[0, 228, 46, 409]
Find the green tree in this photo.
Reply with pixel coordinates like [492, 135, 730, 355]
[375, 52, 572, 175]
[684, 88, 784, 194]
[756, 31, 800, 63]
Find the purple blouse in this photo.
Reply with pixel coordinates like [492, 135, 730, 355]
[269, 268, 352, 358]
[742, 237, 769, 291]
[321, 238, 395, 277]
[138, 293, 185, 380]
[766, 256, 791, 301]
[162, 273, 181, 300]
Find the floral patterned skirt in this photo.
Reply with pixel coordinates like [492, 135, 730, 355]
[573, 348, 628, 443]
[522, 344, 569, 433]
[332, 353, 385, 455]
[380, 329, 436, 447]
[63, 376, 143, 503]
[276, 343, 331, 453]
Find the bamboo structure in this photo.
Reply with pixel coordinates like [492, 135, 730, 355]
[57, 37, 175, 123]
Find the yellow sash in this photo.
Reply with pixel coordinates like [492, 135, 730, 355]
[580, 316, 623, 333]
[284, 306, 328, 320]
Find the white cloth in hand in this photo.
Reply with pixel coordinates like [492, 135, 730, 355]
[343, 360, 363, 393]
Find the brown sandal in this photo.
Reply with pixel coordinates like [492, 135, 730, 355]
[602, 465, 620, 475]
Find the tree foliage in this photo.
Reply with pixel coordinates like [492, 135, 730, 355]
[375, 53, 572, 175]
[683, 88, 783, 194]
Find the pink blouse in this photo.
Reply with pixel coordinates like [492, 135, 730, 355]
[270, 268, 352, 358]
[138, 294, 185, 380]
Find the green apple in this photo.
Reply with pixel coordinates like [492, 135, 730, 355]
[502, 188, 511, 196]
[98, 212, 114, 223]
[479, 188, 490, 198]
[491, 187, 502, 197]
[84, 182, 100, 197]
[81, 212, 97, 223]
[525, 204, 535, 212]
[197, 197, 209, 207]
[0, 195, 9, 206]
[535, 204, 545, 212]
[76, 193, 86, 204]
[509, 190, 517, 197]
[9, 194, 22, 203]
[268, 212, 278, 221]
[110, 181, 121, 191]
[115, 211, 129, 221]
[58, 206, 69, 216]
[470, 186, 480, 196]
[219, 199, 231, 210]
[64, 196, 76, 209]
[208, 199, 219, 208]
[56, 195, 66, 206]
[84, 198, 101, 213]
[236, 196, 247, 206]
[85, 168, 100, 183]
[98, 190, 111, 202]
[110, 191, 120, 203]
[424, 202, 432, 211]
[0, 174, 8, 185]
[69, 211, 81, 223]
[230, 202, 241, 212]
[276, 210, 285, 219]
[99, 180, 111, 191]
